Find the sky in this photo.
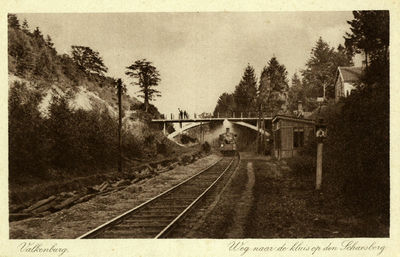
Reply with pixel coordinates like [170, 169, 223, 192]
[16, 12, 362, 117]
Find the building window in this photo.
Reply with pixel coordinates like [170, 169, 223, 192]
[293, 128, 304, 148]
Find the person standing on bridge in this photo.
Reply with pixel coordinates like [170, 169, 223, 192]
[178, 108, 183, 119]
[184, 110, 188, 119]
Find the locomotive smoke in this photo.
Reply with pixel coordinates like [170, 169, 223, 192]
[203, 119, 236, 146]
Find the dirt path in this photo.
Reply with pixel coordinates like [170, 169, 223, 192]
[225, 161, 255, 237]
[187, 153, 271, 238]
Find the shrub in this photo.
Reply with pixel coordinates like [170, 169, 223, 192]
[180, 134, 197, 144]
[157, 137, 172, 156]
[202, 141, 211, 153]
[9, 81, 46, 180]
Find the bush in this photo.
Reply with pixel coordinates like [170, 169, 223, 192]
[202, 141, 211, 153]
[8, 83, 152, 183]
[157, 137, 172, 156]
[324, 85, 389, 221]
[286, 155, 316, 176]
[180, 134, 197, 144]
[9, 81, 46, 180]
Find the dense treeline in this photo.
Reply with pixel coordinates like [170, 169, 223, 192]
[8, 14, 116, 89]
[213, 11, 390, 223]
[214, 58, 290, 117]
[213, 39, 352, 118]
[289, 11, 389, 223]
[327, 11, 389, 221]
[8, 14, 168, 183]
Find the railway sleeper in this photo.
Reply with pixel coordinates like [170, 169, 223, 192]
[124, 214, 178, 220]
[99, 229, 161, 238]
[120, 220, 172, 226]
[166, 192, 207, 197]
[112, 224, 168, 230]
[154, 200, 194, 205]
[138, 210, 183, 215]
[147, 205, 190, 209]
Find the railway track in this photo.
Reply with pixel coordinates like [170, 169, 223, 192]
[77, 155, 238, 239]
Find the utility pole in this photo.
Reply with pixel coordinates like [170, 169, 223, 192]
[117, 79, 123, 172]
[315, 119, 327, 190]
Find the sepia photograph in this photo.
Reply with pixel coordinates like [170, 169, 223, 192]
[2, 1, 398, 256]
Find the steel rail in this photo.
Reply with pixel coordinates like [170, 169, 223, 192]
[77, 156, 224, 239]
[155, 156, 235, 238]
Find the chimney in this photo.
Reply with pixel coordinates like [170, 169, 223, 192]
[298, 101, 303, 113]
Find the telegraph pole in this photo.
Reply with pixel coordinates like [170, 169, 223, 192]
[117, 79, 123, 172]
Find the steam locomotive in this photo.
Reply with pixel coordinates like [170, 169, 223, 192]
[219, 127, 237, 156]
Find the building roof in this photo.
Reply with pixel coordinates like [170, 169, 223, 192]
[338, 66, 363, 82]
[272, 114, 315, 124]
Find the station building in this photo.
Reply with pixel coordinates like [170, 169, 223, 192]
[272, 115, 315, 159]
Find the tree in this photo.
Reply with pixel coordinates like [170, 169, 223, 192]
[126, 59, 161, 113]
[320, 11, 389, 223]
[287, 72, 305, 112]
[233, 64, 258, 113]
[33, 27, 44, 40]
[345, 11, 389, 67]
[9, 81, 45, 177]
[345, 11, 389, 86]
[213, 92, 236, 117]
[21, 19, 30, 34]
[258, 57, 289, 115]
[33, 48, 57, 80]
[301, 37, 353, 99]
[8, 28, 34, 76]
[8, 14, 20, 29]
[71, 45, 108, 76]
[46, 35, 54, 48]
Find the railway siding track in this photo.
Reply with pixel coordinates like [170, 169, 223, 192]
[77, 156, 237, 239]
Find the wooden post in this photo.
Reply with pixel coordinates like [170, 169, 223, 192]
[163, 122, 166, 135]
[117, 79, 123, 172]
[316, 139, 323, 190]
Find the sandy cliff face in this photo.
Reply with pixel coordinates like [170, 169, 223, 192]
[8, 74, 134, 118]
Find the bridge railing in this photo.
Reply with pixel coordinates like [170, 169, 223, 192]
[161, 111, 272, 120]
[159, 112, 271, 120]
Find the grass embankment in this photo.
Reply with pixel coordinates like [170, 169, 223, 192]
[246, 159, 389, 238]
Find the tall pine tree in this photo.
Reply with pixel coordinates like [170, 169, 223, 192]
[258, 57, 289, 115]
[233, 64, 258, 113]
[213, 92, 236, 117]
